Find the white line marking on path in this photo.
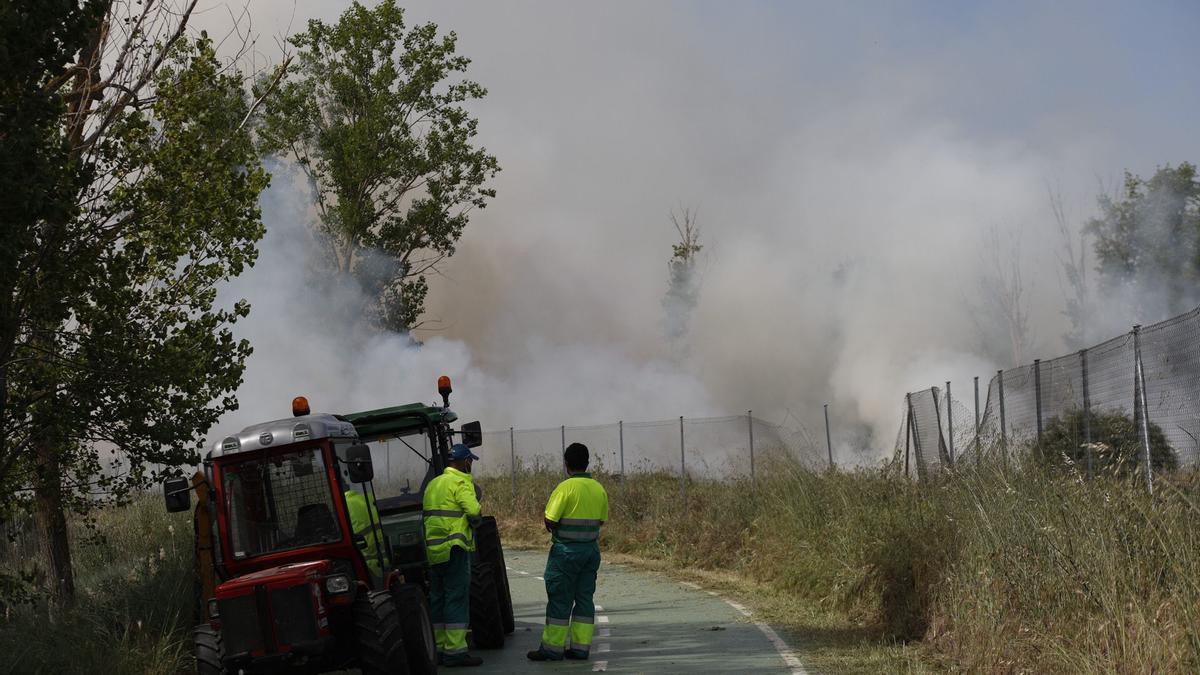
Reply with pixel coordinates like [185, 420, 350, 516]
[597, 615, 610, 624]
[535, 576, 544, 581]
[594, 604, 603, 611]
[722, 599, 807, 675]
[591, 660, 607, 671]
[597, 628, 611, 638]
[517, 570, 529, 575]
[596, 643, 611, 653]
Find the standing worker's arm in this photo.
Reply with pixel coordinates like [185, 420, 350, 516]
[458, 479, 483, 527]
[543, 484, 566, 534]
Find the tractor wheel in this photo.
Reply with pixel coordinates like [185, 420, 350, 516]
[392, 583, 438, 675]
[475, 517, 515, 635]
[468, 561, 505, 649]
[193, 624, 227, 675]
[353, 589, 411, 675]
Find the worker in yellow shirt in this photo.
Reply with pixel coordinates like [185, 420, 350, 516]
[344, 489, 385, 581]
[528, 443, 609, 661]
[424, 444, 484, 668]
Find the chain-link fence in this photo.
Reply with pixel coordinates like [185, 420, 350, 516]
[473, 413, 824, 480]
[900, 305, 1200, 489]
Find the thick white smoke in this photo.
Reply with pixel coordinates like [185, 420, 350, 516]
[196, 1, 1200, 464]
[210, 167, 719, 446]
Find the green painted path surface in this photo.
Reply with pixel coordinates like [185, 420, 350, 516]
[467, 548, 806, 674]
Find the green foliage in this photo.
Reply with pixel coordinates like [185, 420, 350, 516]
[1087, 163, 1200, 313]
[260, 0, 500, 332]
[1033, 408, 1178, 474]
[1, 11, 268, 536]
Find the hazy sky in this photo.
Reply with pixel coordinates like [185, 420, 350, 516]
[194, 1, 1200, 459]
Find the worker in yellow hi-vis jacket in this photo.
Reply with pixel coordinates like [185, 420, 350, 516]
[528, 442, 609, 662]
[424, 444, 484, 668]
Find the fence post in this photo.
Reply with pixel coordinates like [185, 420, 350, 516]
[945, 380, 954, 465]
[998, 369, 1007, 466]
[618, 420, 625, 481]
[904, 395, 911, 478]
[1080, 349, 1092, 480]
[824, 403, 834, 470]
[679, 416, 686, 502]
[747, 410, 755, 487]
[1034, 359, 1044, 444]
[910, 394, 924, 480]
[509, 427, 516, 504]
[973, 376, 981, 465]
[1133, 325, 1154, 498]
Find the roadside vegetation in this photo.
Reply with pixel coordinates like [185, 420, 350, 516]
[3, 455, 1198, 673]
[0, 498, 193, 674]
[479, 454, 1200, 674]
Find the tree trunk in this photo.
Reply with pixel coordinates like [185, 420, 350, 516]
[34, 436, 74, 606]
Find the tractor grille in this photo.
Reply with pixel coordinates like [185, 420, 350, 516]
[271, 586, 317, 645]
[219, 594, 262, 656]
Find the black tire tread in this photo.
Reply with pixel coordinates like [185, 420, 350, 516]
[393, 583, 439, 675]
[469, 562, 505, 649]
[354, 589, 410, 675]
[474, 518, 515, 634]
[193, 624, 226, 675]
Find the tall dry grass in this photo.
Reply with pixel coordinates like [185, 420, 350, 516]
[0, 496, 194, 674]
[2, 456, 1196, 673]
[478, 455, 1200, 673]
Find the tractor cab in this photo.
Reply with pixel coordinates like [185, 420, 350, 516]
[162, 378, 510, 675]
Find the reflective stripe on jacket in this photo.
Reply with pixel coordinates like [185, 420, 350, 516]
[545, 473, 608, 544]
[345, 490, 385, 575]
[422, 467, 481, 565]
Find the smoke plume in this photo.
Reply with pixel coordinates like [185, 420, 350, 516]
[196, 1, 1200, 464]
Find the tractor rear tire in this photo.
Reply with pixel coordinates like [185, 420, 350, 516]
[353, 589, 411, 675]
[392, 583, 438, 674]
[475, 517, 515, 635]
[468, 561, 505, 649]
[193, 624, 227, 675]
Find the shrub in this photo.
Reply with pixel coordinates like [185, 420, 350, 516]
[1033, 408, 1178, 474]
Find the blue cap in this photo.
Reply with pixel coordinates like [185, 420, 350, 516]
[450, 443, 479, 461]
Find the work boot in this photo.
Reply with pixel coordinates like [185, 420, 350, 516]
[527, 649, 563, 661]
[564, 649, 589, 660]
[444, 653, 483, 667]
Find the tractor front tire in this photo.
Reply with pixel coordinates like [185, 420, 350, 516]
[193, 624, 227, 675]
[353, 589, 411, 675]
[392, 582, 438, 674]
[469, 561, 505, 649]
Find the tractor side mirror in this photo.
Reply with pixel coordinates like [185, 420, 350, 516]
[461, 421, 482, 448]
[346, 444, 374, 483]
[164, 477, 191, 513]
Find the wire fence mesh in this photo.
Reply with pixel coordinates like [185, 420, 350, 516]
[900, 305, 1200, 484]
[469, 414, 826, 481]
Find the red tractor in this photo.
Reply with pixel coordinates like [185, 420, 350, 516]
[163, 378, 513, 674]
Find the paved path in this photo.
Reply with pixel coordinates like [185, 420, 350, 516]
[470, 548, 806, 674]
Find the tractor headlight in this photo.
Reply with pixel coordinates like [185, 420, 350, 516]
[325, 574, 351, 594]
[207, 598, 219, 619]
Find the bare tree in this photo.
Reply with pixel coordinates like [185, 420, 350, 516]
[663, 205, 704, 355]
[1049, 185, 1090, 349]
[972, 225, 1033, 368]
